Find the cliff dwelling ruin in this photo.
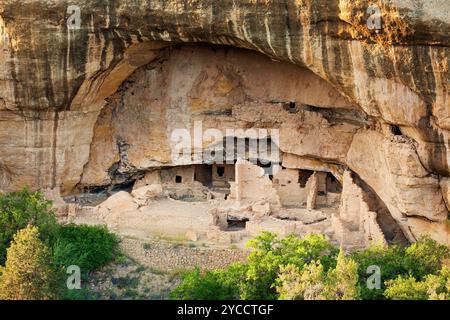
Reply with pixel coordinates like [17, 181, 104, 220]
[1, 0, 450, 250]
[31, 44, 417, 249]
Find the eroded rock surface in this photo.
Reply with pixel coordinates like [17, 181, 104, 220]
[0, 1, 449, 244]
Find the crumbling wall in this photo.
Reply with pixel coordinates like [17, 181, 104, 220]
[232, 159, 281, 207]
[212, 165, 235, 183]
[134, 171, 162, 190]
[332, 170, 387, 248]
[161, 167, 195, 185]
[273, 168, 309, 207]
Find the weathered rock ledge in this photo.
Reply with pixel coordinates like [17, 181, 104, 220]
[0, 1, 448, 245]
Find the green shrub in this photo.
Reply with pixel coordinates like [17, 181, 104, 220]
[324, 250, 360, 300]
[0, 188, 59, 264]
[276, 250, 360, 300]
[170, 232, 449, 301]
[384, 276, 429, 300]
[403, 237, 450, 278]
[170, 232, 338, 300]
[215, 263, 247, 298]
[0, 226, 56, 300]
[170, 267, 240, 300]
[59, 286, 100, 300]
[0, 190, 121, 300]
[276, 262, 325, 300]
[352, 237, 450, 300]
[241, 232, 338, 300]
[385, 267, 450, 300]
[52, 224, 119, 273]
[50, 224, 119, 300]
[425, 267, 450, 300]
[351, 244, 408, 299]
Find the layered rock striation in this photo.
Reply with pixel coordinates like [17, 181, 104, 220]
[0, 1, 448, 244]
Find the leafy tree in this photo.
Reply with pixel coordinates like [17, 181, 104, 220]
[352, 238, 450, 300]
[170, 232, 338, 300]
[0, 188, 59, 264]
[170, 267, 240, 300]
[384, 276, 429, 300]
[170, 232, 449, 301]
[48, 224, 119, 300]
[276, 262, 325, 300]
[385, 267, 450, 300]
[351, 244, 407, 299]
[403, 237, 450, 278]
[323, 250, 360, 300]
[426, 267, 450, 300]
[0, 226, 55, 300]
[0, 190, 121, 300]
[52, 224, 119, 273]
[241, 232, 338, 299]
[276, 250, 360, 300]
[214, 262, 248, 298]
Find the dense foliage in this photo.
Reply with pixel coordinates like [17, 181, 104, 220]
[0, 188, 58, 264]
[52, 224, 118, 272]
[0, 189, 119, 300]
[351, 238, 450, 299]
[0, 226, 55, 300]
[384, 267, 450, 300]
[276, 250, 360, 300]
[170, 267, 240, 300]
[0, 189, 449, 300]
[240, 233, 338, 299]
[171, 232, 450, 300]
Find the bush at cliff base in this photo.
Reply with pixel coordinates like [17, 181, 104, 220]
[171, 232, 450, 300]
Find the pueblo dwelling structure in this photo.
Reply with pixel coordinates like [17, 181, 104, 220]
[1, 1, 450, 248]
[5, 44, 446, 248]
[57, 46, 410, 249]
[140, 159, 395, 249]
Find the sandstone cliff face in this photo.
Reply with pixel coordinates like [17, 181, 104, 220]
[0, 1, 449, 244]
